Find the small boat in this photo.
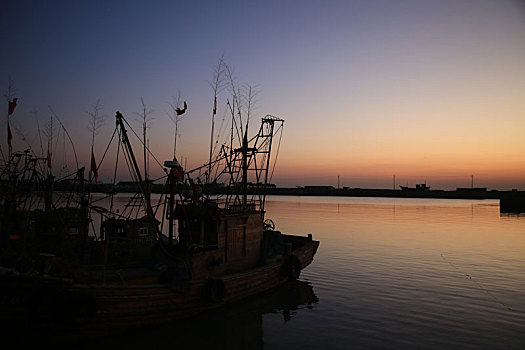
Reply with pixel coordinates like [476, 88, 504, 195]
[400, 183, 430, 191]
[0, 93, 319, 339]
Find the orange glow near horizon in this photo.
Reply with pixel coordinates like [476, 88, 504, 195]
[2, 1, 524, 191]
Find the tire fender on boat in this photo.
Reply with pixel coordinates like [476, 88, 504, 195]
[202, 278, 226, 303]
[286, 255, 302, 280]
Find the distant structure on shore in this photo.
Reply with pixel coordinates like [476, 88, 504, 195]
[400, 183, 430, 191]
[76, 181, 525, 213]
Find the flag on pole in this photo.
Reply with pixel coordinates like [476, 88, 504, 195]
[91, 150, 98, 183]
[176, 101, 187, 116]
[8, 98, 18, 115]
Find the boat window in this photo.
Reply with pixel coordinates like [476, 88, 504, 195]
[138, 227, 148, 236]
[68, 226, 79, 235]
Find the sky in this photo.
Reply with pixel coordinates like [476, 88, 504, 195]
[1, 0, 524, 190]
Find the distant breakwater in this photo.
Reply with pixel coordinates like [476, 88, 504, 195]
[84, 182, 525, 212]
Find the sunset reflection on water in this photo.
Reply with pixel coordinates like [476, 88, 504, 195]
[262, 196, 525, 349]
[81, 194, 524, 349]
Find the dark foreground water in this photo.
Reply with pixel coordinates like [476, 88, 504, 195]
[79, 196, 524, 349]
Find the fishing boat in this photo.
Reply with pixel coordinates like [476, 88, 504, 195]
[400, 183, 430, 191]
[0, 94, 319, 339]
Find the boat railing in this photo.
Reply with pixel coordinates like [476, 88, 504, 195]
[227, 202, 258, 213]
[172, 197, 261, 213]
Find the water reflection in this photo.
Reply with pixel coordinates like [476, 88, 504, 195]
[76, 280, 318, 350]
[264, 196, 525, 349]
[54, 195, 525, 349]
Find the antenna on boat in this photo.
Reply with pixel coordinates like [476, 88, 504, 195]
[86, 100, 104, 188]
[49, 106, 79, 172]
[115, 111, 161, 239]
[168, 92, 187, 161]
[208, 57, 226, 183]
[31, 109, 45, 161]
[4, 77, 17, 162]
[134, 97, 153, 182]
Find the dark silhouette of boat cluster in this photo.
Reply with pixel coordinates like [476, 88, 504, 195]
[0, 84, 319, 339]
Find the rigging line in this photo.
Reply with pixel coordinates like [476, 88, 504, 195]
[11, 123, 38, 160]
[187, 152, 230, 174]
[0, 144, 5, 163]
[214, 128, 231, 163]
[440, 251, 512, 311]
[90, 193, 113, 204]
[120, 150, 134, 218]
[150, 173, 168, 183]
[51, 125, 61, 174]
[268, 123, 284, 184]
[110, 129, 122, 215]
[33, 112, 44, 158]
[48, 106, 79, 171]
[62, 130, 67, 170]
[121, 139, 147, 219]
[159, 191, 167, 235]
[226, 99, 243, 148]
[87, 127, 118, 187]
[212, 108, 230, 156]
[53, 169, 83, 183]
[153, 190, 163, 215]
[120, 145, 138, 218]
[121, 116, 167, 174]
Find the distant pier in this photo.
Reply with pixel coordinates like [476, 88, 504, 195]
[249, 186, 525, 213]
[84, 182, 525, 213]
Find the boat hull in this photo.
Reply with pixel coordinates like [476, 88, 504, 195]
[0, 235, 319, 340]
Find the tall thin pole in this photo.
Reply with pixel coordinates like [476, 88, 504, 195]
[173, 117, 177, 159]
[208, 58, 224, 183]
[230, 100, 234, 156]
[208, 102, 215, 180]
[143, 118, 147, 180]
[262, 120, 274, 211]
[116, 111, 159, 237]
[5, 80, 15, 161]
[242, 132, 248, 206]
[7, 117, 11, 160]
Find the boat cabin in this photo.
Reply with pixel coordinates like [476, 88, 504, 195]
[100, 216, 158, 262]
[175, 201, 265, 280]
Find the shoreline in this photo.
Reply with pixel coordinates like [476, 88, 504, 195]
[84, 184, 525, 211]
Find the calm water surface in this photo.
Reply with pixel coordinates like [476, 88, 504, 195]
[80, 196, 525, 349]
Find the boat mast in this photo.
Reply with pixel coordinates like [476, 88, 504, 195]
[115, 111, 160, 238]
[44, 114, 54, 212]
[261, 118, 273, 211]
[5, 78, 16, 161]
[141, 100, 148, 182]
[208, 99, 216, 183]
[208, 58, 224, 183]
[242, 131, 248, 207]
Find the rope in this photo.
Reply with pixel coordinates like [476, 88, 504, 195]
[109, 128, 122, 215]
[121, 116, 167, 174]
[268, 122, 284, 184]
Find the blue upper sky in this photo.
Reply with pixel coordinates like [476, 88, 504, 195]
[2, 0, 525, 189]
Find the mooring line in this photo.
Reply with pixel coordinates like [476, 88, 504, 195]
[440, 251, 512, 311]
